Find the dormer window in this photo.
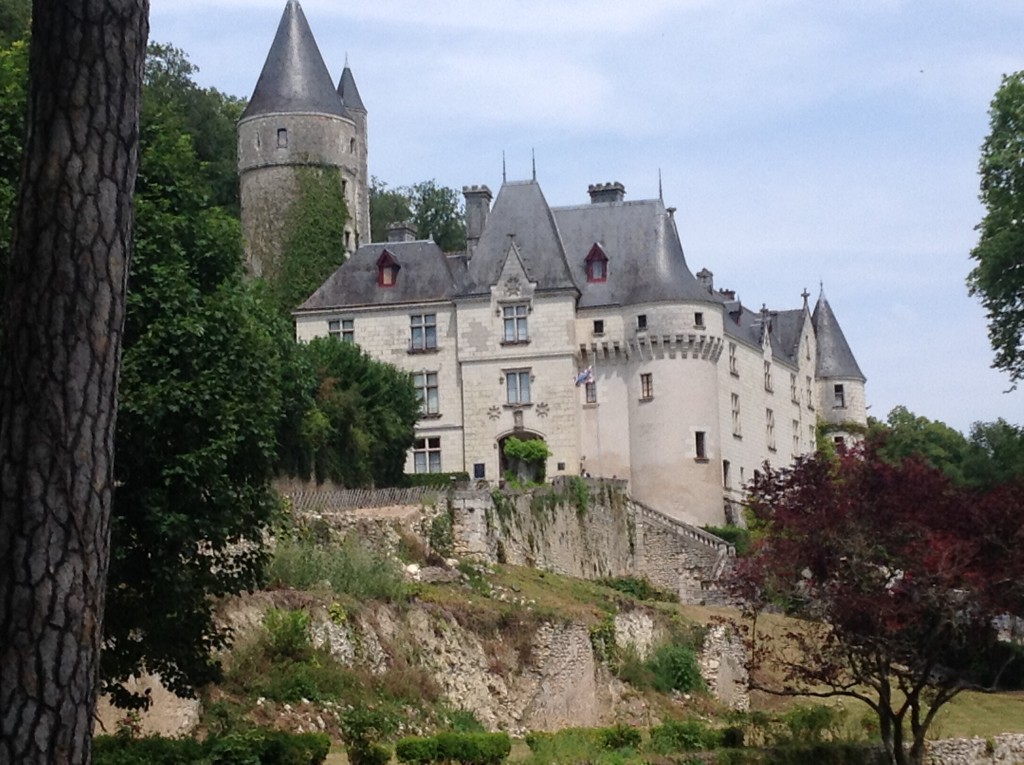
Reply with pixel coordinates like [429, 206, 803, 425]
[377, 250, 400, 287]
[585, 243, 609, 283]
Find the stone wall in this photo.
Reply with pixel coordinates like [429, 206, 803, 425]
[927, 734, 1024, 765]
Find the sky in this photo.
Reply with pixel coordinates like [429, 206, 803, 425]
[150, 0, 1024, 435]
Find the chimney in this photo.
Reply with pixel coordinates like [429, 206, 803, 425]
[463, 185, 492, 256]
[387, 220, 417, 242]
[587, 181, 626, 204]
[697, 268, 714, 293]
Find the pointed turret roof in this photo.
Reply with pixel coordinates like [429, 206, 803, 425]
[337, 65, 365, 113]
[812, 291, 865, 381]
[241, 0, 346, 121]
[464, 180, 577, 296]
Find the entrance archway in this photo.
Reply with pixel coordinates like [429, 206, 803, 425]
[498, 430, 548, 483]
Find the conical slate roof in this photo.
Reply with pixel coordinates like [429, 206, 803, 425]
[812, 292, 865, 381]
[337, 65, 365, 113]
[241, 0, 346, 120]
[464, 180, 577, 296]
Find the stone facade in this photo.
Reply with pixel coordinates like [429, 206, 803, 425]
[247, 1, 868, 527]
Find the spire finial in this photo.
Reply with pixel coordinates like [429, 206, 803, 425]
[801, 288, 810, 309]
[658, 168, 663, 202]
[502, 151, 507, 183]
[345, 51, 349, 68]
[532, 148, 536, 181]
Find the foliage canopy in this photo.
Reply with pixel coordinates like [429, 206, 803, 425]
[732, 444, 1024, 765]
[370, 177, 467, 253]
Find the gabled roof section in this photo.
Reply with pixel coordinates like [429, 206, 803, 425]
[337, 65, 366, 113]
[768, 309, 807, 366]
[463, 181, 577, 297]
[553, 199, 708, 308]
[812, 292, 866, 381]
[297, 240, 457, 311]
[241, 0, 347, 121]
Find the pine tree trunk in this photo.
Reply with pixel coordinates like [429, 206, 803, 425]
[0, 1, 148, 763]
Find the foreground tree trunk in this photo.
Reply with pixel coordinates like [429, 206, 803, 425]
[0, 1, 148, 763]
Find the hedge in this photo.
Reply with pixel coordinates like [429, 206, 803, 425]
[396, 732, 511, 765]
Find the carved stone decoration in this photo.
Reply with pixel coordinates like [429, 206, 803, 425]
[536, 402, 550, 418]
[513, 410, 524, 430]
[487, 405, 501, 420]
[503, 276, 521, 297]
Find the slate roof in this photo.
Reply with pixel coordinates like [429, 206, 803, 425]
[552, 199, 709, 308]
[463, 181, 577, 296]
[241, 0, 347, 121]
[812, 293, 865, 381]
[337, 65, 365, 113]
[298, 240, 458, 310]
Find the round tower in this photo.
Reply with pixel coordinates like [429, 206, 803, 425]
[238, 0, 362, 279]
[812, 291, 867, 443]
[337, 63, 370, 248]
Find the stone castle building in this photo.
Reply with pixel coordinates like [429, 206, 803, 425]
[242, 1, 868, 527]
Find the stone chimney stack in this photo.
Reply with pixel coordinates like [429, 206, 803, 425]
[588, 181, 626, 204]
[463, 185, 493, 256]
[697, 268, 714, 293]
[387, 220, 417, 242]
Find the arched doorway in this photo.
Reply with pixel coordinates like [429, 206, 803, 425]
[498, 430, 548, 483]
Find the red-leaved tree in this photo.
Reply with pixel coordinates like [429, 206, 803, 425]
[732, 444, 1024, 765]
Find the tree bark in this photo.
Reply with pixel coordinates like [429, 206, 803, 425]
[0, 1, 148, 763]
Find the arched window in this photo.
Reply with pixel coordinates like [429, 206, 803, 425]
[585, 243, 609, 283]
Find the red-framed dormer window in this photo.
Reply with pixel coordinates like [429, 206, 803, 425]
[377, 250, 400, 287]
[585, 243, 609, 283]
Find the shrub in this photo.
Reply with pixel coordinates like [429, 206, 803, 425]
[599, 723, 641, 751]
[503, 437, 551, 463]
[268, 534, 407, 602]
[647, 643, 704, 693]
[780, 704, 842, 744]
[396, 736, 439, 765]
[263, 608, 313, 662]
[702, 524, 752, 556]
[648, 720, 716, 754]
[93, 729, 331, 765]
[598, 576, 677, 603]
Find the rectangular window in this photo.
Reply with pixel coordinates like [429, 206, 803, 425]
[276, 127, 288, 148]
[585, 381, 597, 404]
[637, 314, 648, 331]
[640, 372, 653, 400]
[793, 419, 800, 456]
[806, 375, 815, 409]
[695, 431, 707, 460]
[506, 369, 531, 405]
[764, 361, 773, 392]
[413, 437, 442, 473]
[328, 318, 354, 343]
[729, 343, 738, 376]
[593, 319, 604, 335]
[473, 462, 486, 479]
[790, 372, 798, 403]
[834, 383, 846, 408]
[809, 424, 816, 450]
[731, 393, 741, 436]
[413, 371, 439, 416]
[766, 408, 776, 450]
[723, 459, 731, 488]
[503, 304, 528, 343]
[694, 312, 704, 328]
[410, 313, 437, 351]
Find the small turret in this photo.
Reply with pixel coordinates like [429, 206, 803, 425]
[337, 63, 369, 249]
[812, 290, 867, 436]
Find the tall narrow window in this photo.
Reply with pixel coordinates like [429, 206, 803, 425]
[413, 371, 439, 416]
[377, 250, 399, 287]
[502, 304, 528, 343]
[790, 373, 798, 402]
[585, 243, 609, 282]
[695, 431, 707, 460]
[834, 383, 846, 408]
[410, 313, 437, 351]
[731, 393, 741, 436]
[694, 312, 704, 328]
[413, 437, 442, 473]
[806, 375, 815, 409]
[764, 361, 773, 392]
[640, 373, 653, 400]
[506, 370, 532, 405]
[585, 381, 597, 404]
[637, 314, 648, 331]
[766, 408, 776, 450]
[276, 127, 288, 148]
[729, 343, 738, 376]
[792, 420, 800, 456]
[723, 459, 731, 488]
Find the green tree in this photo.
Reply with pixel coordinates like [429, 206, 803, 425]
[370, 175, 412, 243]
[100, 43, 284, 707]
[0, 0, 148, 761]
[276, 337, 419, 487]
[962, 418, 1024, 489]
[870, 405, 969, 484]
[369, 177, 466, 252]
[0, 0, 29, 46]
[969, 71, 1024, 384]
[0, 36, 26, 299]
[275, 166, 349, 314]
